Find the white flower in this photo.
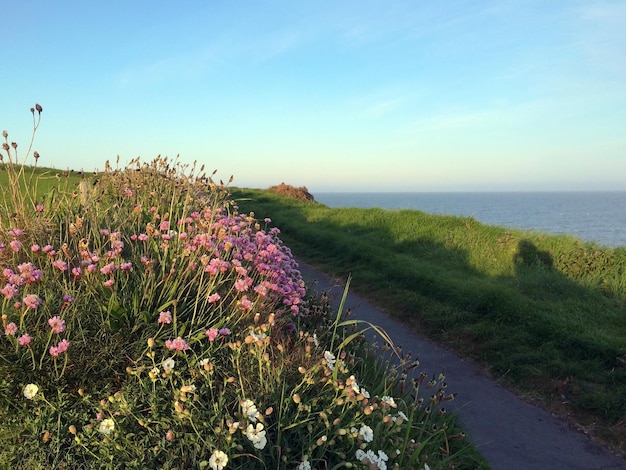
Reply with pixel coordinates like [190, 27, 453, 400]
[298, 457, 312, 470]
[199, 358, 210, 367]
[361, 387, 370, 399]
[162, 357, 175, 371]
[246, 422, 267, 449]
[381, 396, 397, 408]
[323, 350, 336, 370]
[312, 333, 319, 347]
[98, 418, 115, 435]
[359, 424, 374, 443]
[356, 449, 366, 461]
[241, 399, 260, 422]
[23, 384, 39, 399]
[208, 449, 229, 470]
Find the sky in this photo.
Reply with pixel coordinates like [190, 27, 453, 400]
[1, 0, 625, 192]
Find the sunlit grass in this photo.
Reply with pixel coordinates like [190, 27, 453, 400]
[233, 187, 626, 456]
[0, 107, 487, 468]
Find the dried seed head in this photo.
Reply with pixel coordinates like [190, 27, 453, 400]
[30, 107, 35, 114]
[2, 130, 7, 139]
[11, 142, 17, 149]
[35, 103, 43, 114]
[2, 143, 9, 151]
[34, 151, 40, 160]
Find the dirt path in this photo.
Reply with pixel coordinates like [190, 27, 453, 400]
[297, 261, 626, 470]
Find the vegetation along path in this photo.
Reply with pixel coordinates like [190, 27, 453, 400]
[297, 261, 626, 469]
[234, 187, 626, 469]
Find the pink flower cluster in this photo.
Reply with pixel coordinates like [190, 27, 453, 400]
[49, 338, 70, 357]
[205, 327, 231, 342]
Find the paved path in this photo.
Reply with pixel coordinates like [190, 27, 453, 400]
[297, 261, 626, 470]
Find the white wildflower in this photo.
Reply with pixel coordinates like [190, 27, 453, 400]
[241, 399, 260, 422]
[381, 395, 397, 408]
[246, 422, 267, 449]
[298, 456, 312, 470]
[359, 424, 374, 443]
[23, 383, 39, 400]
[162, 357, 175, 371]
[323, 350, 336, 371]
[208, 449, 228, 470]
[98, 418, 115, 435]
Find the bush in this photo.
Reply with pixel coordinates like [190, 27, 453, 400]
[0, 107, 481, 469]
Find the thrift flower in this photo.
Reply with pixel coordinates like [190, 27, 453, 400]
[23, 294, 42, 309]
[207, 293, 221, 303]
[165, 337, 189, 352]
[23, 384, 39, 399]
[158, 310, 172, 324]
[48, 316, 66, 334]
[5, 322, 17, 336]
[206, 328, 219, 342]
[208, 450, 228, 470]
[18, 333, 31, 346]
[98, 418, 115, 435]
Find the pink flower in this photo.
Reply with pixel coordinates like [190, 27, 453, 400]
[18, 333, 31, 346]
[52, 259, 68, 271]
[206, 328, 219, 342]
[50, 339, 70, 357]
[165, 337, 189, 351]
[48, 316, 66, 334]
[100, 262, 116, 276]
[160, 221, 170, 231]
[9, 240, 22, 252]
[31, 244, 41, 253]
[1, 283, 18, 300]
[23, 294, 42, 309]
[234, 279, 249, 292]
[218, 328, 231, 336]
[8, 228, 24, 237]
[5, 322, 18, 336]
[138, 233, 149, 242]
[120, 262, 132, 272]
[238, 296, 253, 312]
[158, 311, 172, 324]
[103, 279, 114, 288]
[57, 338, 69, 353]
[36, 204, 44, 212]
[124, 188, 133, 196]
[208, 293, 221, 303]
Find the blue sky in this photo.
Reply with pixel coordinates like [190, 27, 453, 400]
[1, 0, 625, 192]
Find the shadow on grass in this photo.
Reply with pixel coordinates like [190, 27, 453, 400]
[233, 189, 626, 454]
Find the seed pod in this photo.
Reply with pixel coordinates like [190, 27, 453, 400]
[35, 103, 43, 113]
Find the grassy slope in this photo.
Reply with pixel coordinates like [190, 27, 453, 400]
[233, 187, 626, 455]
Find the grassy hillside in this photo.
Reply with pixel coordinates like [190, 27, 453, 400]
[233, 187, 626, 455]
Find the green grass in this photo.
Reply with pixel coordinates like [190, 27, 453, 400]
[233, 187, 626, 455]
[0, 157, 489, 468]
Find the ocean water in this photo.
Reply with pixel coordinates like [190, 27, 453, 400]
[314, 192, 626, 248]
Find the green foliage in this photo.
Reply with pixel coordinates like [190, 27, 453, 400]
[0, 109, 486, 469]
[233, 187, 626, 456]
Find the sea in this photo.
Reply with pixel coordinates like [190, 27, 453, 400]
[314, 192, 626, 249]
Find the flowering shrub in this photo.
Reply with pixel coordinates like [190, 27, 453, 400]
[0, 108, 482, 469]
